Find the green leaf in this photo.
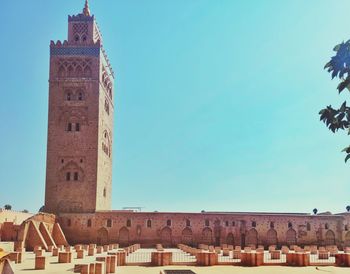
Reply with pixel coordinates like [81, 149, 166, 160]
[345, 154, 350, 163]
[333, 44, 342, 52]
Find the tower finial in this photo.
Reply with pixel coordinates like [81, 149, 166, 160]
[83, 0, 91, 16]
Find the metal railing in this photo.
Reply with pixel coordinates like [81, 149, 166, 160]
[263, 251, 286, 264]
[309, 253, 336, 265]
[217, 251, 241, 263]
[126, 252, 152, 264]
[171, 251, 196, 264]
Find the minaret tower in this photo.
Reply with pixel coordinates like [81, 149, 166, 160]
[45, 1, 114, 213]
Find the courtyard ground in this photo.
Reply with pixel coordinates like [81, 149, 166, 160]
[9, 247, 350, 274]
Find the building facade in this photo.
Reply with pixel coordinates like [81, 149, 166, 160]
[44, 1, 114, 214]
[43, 2, 350, 249]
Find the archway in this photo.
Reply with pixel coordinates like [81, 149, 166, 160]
[226, 233, 234, 246]
[344, 231, 350, 247]
[266, 228, 278, 246]
[181, 227, 193, 245]
[202, 227, 213, 245]
[119, 227, 129, 247]
[246, 228, 258, 247]
[160, 227, 172, 247]
[97, 228, 108, 245]
[286, 228, 297, 246]
[325, 230, 335, 246]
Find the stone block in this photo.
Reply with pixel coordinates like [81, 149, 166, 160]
[77, 249, 85, 259]
[96, 246, 103, 254]
[35, 256, 46, 270]
[89, 263, 95, 274]
[8, 252, 20, 264]
[35, 249, 43, 257]
[34, 246, 42, 252]
[65, 246, 72, 252]
[74, 264, 89, 273]
[52, 248, 59, 256]
[59, 252, 72, 263]
[271, 250, 280, 260]
[95, 262, 105, 274]
[88, 247, 95, 256]
[110, 255, 116, 273]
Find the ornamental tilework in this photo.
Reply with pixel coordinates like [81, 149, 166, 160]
[51, 47, 100, 57]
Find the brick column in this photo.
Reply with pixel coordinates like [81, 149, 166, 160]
[116, 251, 126, 266]
[35, 256, 46, 270]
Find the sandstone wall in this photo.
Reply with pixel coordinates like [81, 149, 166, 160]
[58, 211, 350, 248]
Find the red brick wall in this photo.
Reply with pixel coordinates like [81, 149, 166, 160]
[58, 211, 350, 248]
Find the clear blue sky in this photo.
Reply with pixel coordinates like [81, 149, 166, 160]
[1, 0, 349, 214]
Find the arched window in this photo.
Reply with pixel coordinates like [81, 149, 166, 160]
[75, 123, 80, 132]
[147, 220, 152, 228]
[107, 219, 112, 228]
[103, 188, 106, 197]
[73, 172, 79, 181]
[84, 66, 92, 78]
[270, 222, 275, 229]
[74, 34, 80, 42]
[325, 223, 329, 229]
[166, 219, 172, 227]
[205, 219, 210, 227]
[225, 221, 229, 227]
[288, 222, 293, 228]
[232, 221, 235, 226]
[60, 161, 84, 183]
[82, 35, 87, 42]
[67, 66, 74, 77]
[105, 99, 110, 115]
[67, 123, 72, 132]
[66, 92, 72, 101]
[186, 219, 191, 227]
[58, 66, 66, 78]
[126, 219, 131, 227]
[307, 223, 311, 231]
[87, 219, 92, 227]
[78, 92, 84, 101]
[75, 66, 83, 77]
[252, 221, 257, 227]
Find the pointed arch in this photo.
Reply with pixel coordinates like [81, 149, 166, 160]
[67, 65, 74, 77]
[75, 65, 83, 77]
[286, 228, 297, 246]
[325, 230, 335, 246]
[226, 232, 234, 245]
[181, 227, 193, 245]
[119, 227, 129, 247]
[266, 228, 278, 245]
[97, 227, 108, 245]
[58, 65, 66, 77]
[246, 228, 258, 247]
[160, 227, 172, 247]
[58, 160, 84, 182]
[84, 66, 92, 78]
[202, 227, 213, 245]
[344, 231, 350, 247]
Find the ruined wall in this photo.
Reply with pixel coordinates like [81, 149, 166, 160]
[0, 209, 33, 225]
[58, 211, 350, 248]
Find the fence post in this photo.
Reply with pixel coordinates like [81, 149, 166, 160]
[116, 250, 126, 266]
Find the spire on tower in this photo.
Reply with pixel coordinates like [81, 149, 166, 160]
[83, 0, 91, 16]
